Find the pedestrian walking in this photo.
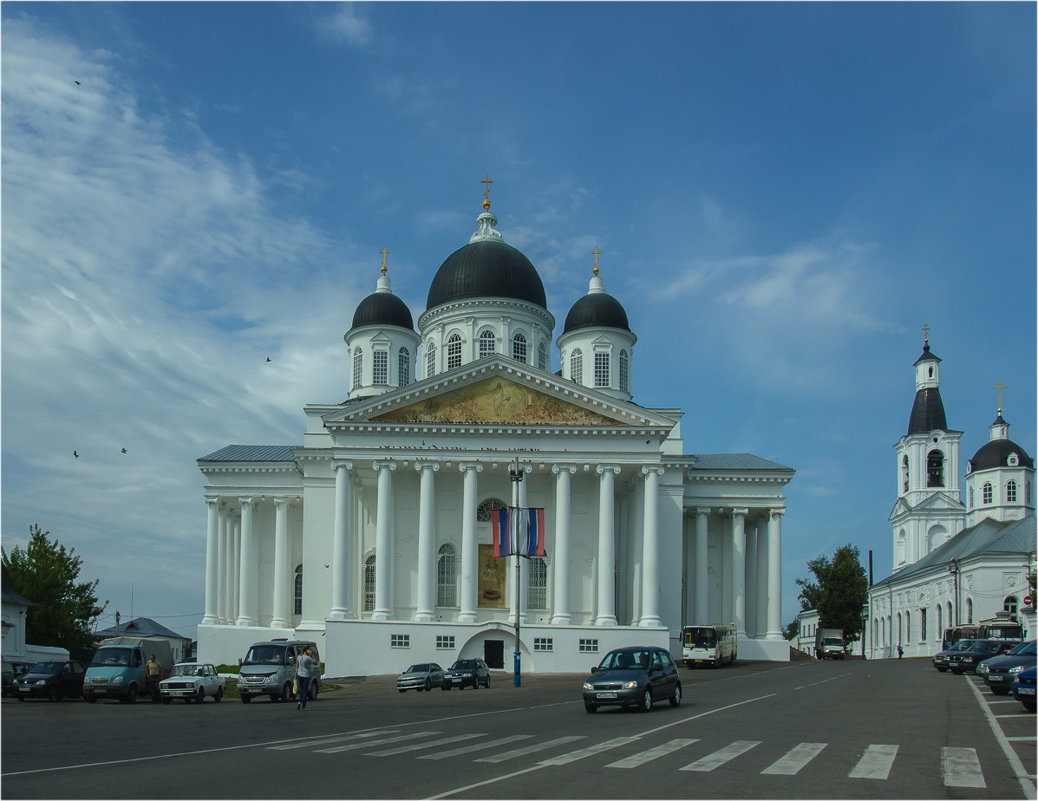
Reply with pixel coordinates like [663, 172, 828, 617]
[296, 647, 314, 710]
[897, 644, 904, 660]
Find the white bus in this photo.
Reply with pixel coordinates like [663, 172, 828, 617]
[682, 624, 738, 668]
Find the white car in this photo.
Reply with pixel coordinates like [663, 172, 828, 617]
[159, 662, 225, 704]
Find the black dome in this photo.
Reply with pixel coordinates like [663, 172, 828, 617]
[907, 388, 948, 435]
[426, 240, 546, 310]
[563, 292, 631, 333]
[350, 291, 414, 332]
[969, 439, 1034, 472]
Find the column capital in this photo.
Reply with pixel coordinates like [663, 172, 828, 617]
[414, 461, 441, 472]
[552, 463, 577, 475]
[238, 496, 255, 507]
[769, 508, 786, 520]
[205, 496, 220, 508]
[373, 460, 397, 472]
[273, 496, 298, 510]
[731, 507, 749, 518]
[332, 460, 354, 471]
[458, 461, 483, 474]
[641, 465, 665, 477]
[695, 507, 712, 517]
[596, 464, 621, 476]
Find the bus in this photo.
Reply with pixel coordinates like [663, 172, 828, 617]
[682, 624, 738, 668]
[942, 617, 1023, 650]
[942, 624, 984, 650]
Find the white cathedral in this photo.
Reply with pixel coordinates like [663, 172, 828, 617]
[862, 337, 1036, 659]
[196, 189, 794, 676]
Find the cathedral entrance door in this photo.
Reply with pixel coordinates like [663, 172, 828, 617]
[484, 640, 504, 669]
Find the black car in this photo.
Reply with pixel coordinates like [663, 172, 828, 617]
[582, 646, 682, 713]
[2, 661, 34, 697]
[15, 660, 87, 701]
[946, 639, 1016, 674]
[977, 640, 1037, 694]
[441, 658, 491, 690]
[932, 640, 978, 672]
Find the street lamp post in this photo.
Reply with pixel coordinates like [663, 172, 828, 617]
[948, 558, 960, 627]
[509, 458, 524, 688]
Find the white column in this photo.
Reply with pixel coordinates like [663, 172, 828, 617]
[755, 519, 769, 639]
[270, 497, 292, 628]
[329, 462, 354, 620]
[216, 507, 228, 624]
[595, 465, 620, 626]
[766, 510, 785, 640]
[695, 508, 710, 622]
[745, 523, 758, 637]
[414, 461, 440, 621]
[458, 463, 482, 623]
[202, 498, 220, 624]
[731, 508, 748, 637]
[639, 466, 663, 627]
[236, 497, 257, 626]
[550, 464, 575, 625]
[372, 461, 396, 621]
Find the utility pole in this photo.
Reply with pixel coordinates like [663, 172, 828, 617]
[509, 457, 524, 688]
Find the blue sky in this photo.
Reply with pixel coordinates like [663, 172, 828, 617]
[2, 2, 1034, 642]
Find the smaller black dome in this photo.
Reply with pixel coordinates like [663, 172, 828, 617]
[563, 292, 630, 333]
[907, 388, 948, 435]
[969, 439, 1034, 472]
[350, 292, 414, 332]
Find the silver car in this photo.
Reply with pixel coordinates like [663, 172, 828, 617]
[396, 663, 444, 692]
[159, 663, 225, 704]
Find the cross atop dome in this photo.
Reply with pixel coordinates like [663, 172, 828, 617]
[379, 247, 390, 277]
[481, 175, 493, 211]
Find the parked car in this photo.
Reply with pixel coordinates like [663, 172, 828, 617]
[237, 639, 320, 704]
[159, 662, 225, 704]
[947, 639, 1016, 674]
[976, 640, 1037, 694]
[1010, 665, 1036, 712]
[396, 663, 444, 692]
[14, 660, 86, 701]
[581, 645, 682, 713]
[442, 658, 491, 690]
[932, 640, 978, 672]
[2, 661, 34, 697]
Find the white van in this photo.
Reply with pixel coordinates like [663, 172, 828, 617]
[237, 639, 320, 703]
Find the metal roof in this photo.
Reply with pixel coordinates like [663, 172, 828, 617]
[689, 453, 794, 471]
[198, 445, 297, 462]
[93, 616, 190, 641]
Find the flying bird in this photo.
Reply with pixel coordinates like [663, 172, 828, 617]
[121, 448, 127, 454]
[73, 451, 79, 458]
[74, 80, 81, 85]
[266, 357, 272, 363]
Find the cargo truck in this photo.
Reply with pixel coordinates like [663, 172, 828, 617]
[814, 628, 845, 660]
[82, 637, 173, 703]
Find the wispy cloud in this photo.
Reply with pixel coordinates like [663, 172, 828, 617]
[319, 2, 373, 47]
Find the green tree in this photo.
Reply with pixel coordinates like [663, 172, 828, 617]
[2, 524, 107, 652]
[799, 544, 868, 643]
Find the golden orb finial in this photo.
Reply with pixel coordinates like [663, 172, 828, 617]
[591, 248, 602, 277]
[481, 175, 493, 211]
[922, 322, 931, 344]
[378, 248, 390, 276]
[993, 381, 1007, 415]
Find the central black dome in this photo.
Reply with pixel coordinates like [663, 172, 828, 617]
[426, 240, 547, 310]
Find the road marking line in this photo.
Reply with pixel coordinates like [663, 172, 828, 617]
[963, 671, 1036, 798]
[419, 735, 534, 760]
[605, 738, 699, 769]
[367, 733, 482, 756]
[539, 736, 642, 765]
[679, 740, 761, 772]
[761, 742, 827, 775]
[942, 747, 986, 788]
[1006, 736, 1037, 742]
[317, 731, 439, 754]
[848, 744, 898, 779]
[269, 730, 397, 750]
[475, 736, 587, 763]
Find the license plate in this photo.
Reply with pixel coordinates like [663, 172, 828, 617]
[596, 692, 617, 699]
[18, 686, 30, 692]
[988, 676, 1005, 682]
[1018, 687, 1036, 696]
[694, 659, 703, 663]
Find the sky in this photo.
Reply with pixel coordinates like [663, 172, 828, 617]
[2, 2, 1034, 643]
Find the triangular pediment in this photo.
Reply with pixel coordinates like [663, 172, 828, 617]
[323, 357, 676, 430]
[889, 491, 965, 521]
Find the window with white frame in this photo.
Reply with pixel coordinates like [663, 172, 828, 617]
[478, 329, 496, 358]
[534, 637, 553, 652]
[352, 348, 363, 389]
[1004, 596, 1019, 615]
[363, 555, 375, 612]
[447, 333, 462, 370]
[968, 487, 974, 508]
[390, 634, 410, 648]
[919, 607, 927, 642]
[594, 352, 609, 387]
[373, 350, 388, 384]
[579, 639, 599, 653]
[619, 349, 630, 392]
[437, 543, 457, 607]
[528, 556, 547, 609]
[436, 635, 455, 650]
[982, 482, 993, 504]
[1007, 480, 1018, 503]
[537, 341, 547, 370]
[398, 347, 411, 387]
[512, 332, 527, 363]
[477, 498, 507, 522]
[425, 339, 435, 378]
[570, 348, 583, 383]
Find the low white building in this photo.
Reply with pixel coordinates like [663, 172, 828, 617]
[1, 564, 69, 665]
[195, 191, 795, 676]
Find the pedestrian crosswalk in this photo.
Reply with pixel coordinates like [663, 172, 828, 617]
[270, 729, 987, 787]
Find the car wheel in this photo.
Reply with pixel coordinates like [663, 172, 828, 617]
[281, 682, 293, 702]
[484, 675, 491, 688]
[240, 695, 251, 703]
[48, 686, 60, 702]
[196, 687, 205, 703]
[442, 684, 450, 691]
[990, 687, 1010, 695]
[16, 695, 25, 702]
[85, 696, 97, 703]
[309, 683, 317, 701]
[214, 687, 223, 702]
[123, 685, 138, 704]
[424, 679, 431, 692]
[638, 688, 653, 713]
[670, 684, 682, 707]
[584, 700, 598, 713]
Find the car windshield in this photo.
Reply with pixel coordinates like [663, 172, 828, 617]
[685, 629, 716, 647]
[170, 664, 200, 676]
[950, 640, 975, 651]
[90, 648, 131, 667]
[29, 662, 62, 674]
[451, 660, 475, 670]
[1008, 640, 1037, 656]
[406, 664, 430, 673]
[600, 650, 651, 670]
[243, 645, 287, 666]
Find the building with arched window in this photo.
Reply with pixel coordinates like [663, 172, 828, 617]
[196, 189, 795, 676]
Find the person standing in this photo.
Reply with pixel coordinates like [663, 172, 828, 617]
[145, 654, 162, 701]
[296, 647, 314, 710]
[897, 644, 904, 660]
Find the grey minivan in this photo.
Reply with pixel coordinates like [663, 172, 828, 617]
[238, 639, 320, 703]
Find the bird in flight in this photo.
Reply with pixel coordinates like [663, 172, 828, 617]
[73, 450, 79, 458]
[121, 448, 127, 454]
[266, 357, 272, 362]
[74, 80, 81, 85]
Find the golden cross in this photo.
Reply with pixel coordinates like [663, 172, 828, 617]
[481, 175, 493, 210]
[922, 323, 931, 343]
[591, 248, 601, 276]
[378, 248, 390, 276]
[993, 381, 1007, 414]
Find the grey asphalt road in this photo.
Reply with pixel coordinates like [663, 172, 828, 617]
[2, 657, 1034, 799]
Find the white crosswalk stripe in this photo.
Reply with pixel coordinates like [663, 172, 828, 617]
[761, 742, 827, 775]
[941, 747, 986, 788]
[316, 731, 439, 754]
[419, 735, 534, 760]
[849, 744, 899, 779]
[538, 736, 642, 766]
[680, 740, 761, 772]
[475, 735, 588, 763]
[605, 738, 699, 769]
[269, 731, 398, 750]
[366, 733, 482, 757]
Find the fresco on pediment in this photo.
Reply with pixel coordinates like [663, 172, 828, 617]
[372, 376, 618, 426]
